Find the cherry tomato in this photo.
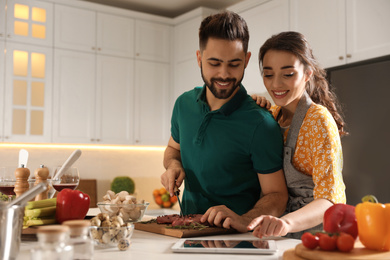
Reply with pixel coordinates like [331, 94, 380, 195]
[318, 233, 337, 251]
[336, 232, 355, 252]
[301, 232, 319, 249]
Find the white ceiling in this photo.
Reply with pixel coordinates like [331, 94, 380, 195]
[81, 0, 244, 18]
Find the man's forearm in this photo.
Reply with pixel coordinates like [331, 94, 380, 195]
[163, 145, 182, 170]
[242, 192, 287, 220]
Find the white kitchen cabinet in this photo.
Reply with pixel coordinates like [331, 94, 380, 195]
[346, 0, 390, 64]
[95, 55, 134, 144]
[3, 42, 53, 143]
[135, 20, 171, 62]
[290, 0, 346, 68]
[172, 8, 215, 102]
[54, 5, 95, 53]
[229, 0, 290, 95]
[96, 13, 135, 58]
[0, 0, 5, 41]
[55, 4, 135, 58]
[52, 49, 96, 143]
[134, 60, 170, 145]
[290, 0, 390, 68]
[0, 41, 4, 141]
[5, 0, 53, 47]
[53, 49, 135, 144]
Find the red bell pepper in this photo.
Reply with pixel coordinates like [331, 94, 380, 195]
[56, 188, 90, 224]
[323, 203, 358, 239]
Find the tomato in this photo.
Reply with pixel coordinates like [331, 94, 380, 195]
[170, 195, 178, 203]
[155, 196, 163, 205]
[301, 232, 319, 249]
[163, 201, 172, 208]
[336, 232, 355, 252]
[153, 189, 160, 198]
[159, 187, 167, 195]
[318, 233, 338, 251]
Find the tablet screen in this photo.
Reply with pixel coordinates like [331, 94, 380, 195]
[172, 239, 277, 254]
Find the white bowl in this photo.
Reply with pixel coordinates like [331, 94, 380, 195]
[97, 202, 149, 222]
[89, 224, 134, 248]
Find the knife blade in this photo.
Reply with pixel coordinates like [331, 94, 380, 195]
[18, 149, 29, 168]
[174, 186, 183, 216]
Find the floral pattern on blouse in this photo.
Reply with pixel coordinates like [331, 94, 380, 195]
[271, 104, 346, 204]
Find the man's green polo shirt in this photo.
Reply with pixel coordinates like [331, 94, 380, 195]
[171, 85, 283, 215]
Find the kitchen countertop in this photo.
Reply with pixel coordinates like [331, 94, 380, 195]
[16, 213, 301, 260]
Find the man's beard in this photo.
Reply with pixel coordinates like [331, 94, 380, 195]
[200, 64, 244, 99]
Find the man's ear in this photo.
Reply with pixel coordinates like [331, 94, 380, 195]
[196, 50, 202, 68]
[244, 51, 251, 68]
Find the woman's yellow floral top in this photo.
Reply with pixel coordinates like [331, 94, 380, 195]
[271, 103, 346, 204]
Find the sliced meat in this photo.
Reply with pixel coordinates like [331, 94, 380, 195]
[156, 214, 180, 224]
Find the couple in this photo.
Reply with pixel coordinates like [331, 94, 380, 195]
[161, 11, 346, 239]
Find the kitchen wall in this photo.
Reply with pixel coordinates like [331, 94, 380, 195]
[0, 146, 179, 210]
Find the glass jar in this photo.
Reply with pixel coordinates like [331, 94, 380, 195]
[31, 225, 73, 260]
[62, 220, 94, 260]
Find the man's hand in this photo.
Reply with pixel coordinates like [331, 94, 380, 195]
[251, 94, 271, 110]
[201, 205, 251, 233]
[161, 164, 185, 197]
[247, 215, 290, 238]
[162, 137, 185, 196]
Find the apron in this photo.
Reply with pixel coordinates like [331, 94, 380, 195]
[281, 92, 323, 239]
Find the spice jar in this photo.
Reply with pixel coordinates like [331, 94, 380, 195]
[62, 220, 94, 260]
[31, 225, 73, 260]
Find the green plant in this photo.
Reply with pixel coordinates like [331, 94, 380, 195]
[111, 176, 135, 194]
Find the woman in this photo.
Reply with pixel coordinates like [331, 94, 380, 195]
[248, 31, 347, 239]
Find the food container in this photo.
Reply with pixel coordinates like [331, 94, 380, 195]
[97, 202, 149, 222]
[89, 224, 134, 249]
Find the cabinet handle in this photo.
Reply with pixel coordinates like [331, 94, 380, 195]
[135, 140, 139, 143]
[136, 53, 140, 56]
[7, 34, 11, 38]
[339, 56, 344, 60]
[96, 139, 100, 142]
[0, 33, 3, 37]
[4, 136, 9, 139]
[346, 54, 352, 58]
[91, 138, 95, 142]
[92, 47, 95, 50]
[97, 48, 101, 51]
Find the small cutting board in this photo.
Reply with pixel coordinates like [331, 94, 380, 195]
[283, 242, 390, 260]
[134, 221, 236, 238]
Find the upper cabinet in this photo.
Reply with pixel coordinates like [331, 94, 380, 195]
[5, 0, 53, 47]
[345, 0, 390, 64]
[229, 0, 290, 95]
[4, 42, 53, 143]
[0, 0, 5, 41]
[54, 5, 135, 58]
[0, 41, 4, 141]
[135, 20, 171, 62]
[290, 0, 390, 68]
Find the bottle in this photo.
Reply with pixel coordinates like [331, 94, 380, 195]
[14, 164, 30, 197]
[62, 220, 94, 260]
[34, 165, 50, 201]
[31, 225, 73, 260]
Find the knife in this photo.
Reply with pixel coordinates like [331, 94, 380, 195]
[18, 149, 29, 168]
[174, 186, 183, 216]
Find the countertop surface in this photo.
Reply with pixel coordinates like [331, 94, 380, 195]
[16, 212, 301, 260]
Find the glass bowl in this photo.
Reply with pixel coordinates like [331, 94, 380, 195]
[97, 202, 149, 222]
[89, 224, 134, 248]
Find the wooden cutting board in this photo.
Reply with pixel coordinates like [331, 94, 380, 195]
[134, 221, 236, 238]
[283, 242, 390, 260]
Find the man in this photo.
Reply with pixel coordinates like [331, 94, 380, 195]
[161, 11, 288, 232]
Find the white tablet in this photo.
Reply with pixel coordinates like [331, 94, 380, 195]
[171, 239, 277, 254]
